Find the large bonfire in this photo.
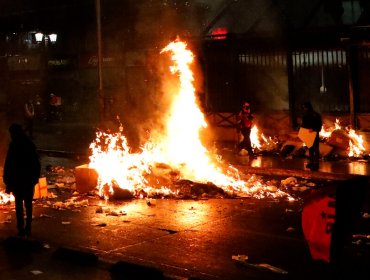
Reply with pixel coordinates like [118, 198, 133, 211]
[88, 39, 293, 201]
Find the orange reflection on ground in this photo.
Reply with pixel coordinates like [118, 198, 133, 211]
[348, 162, 367, 176]
[174, 201, 210, 227]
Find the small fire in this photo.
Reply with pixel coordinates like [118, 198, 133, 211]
[348, 128, 366, 157]
[0, 191, 14, 205]
[319, 118, 341, 138]
[250, 125, 278, 152]
[320, 118, 366, 157]
[89, 39, 293, 200]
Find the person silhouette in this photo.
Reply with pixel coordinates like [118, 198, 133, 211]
[236, 101, 254, 158]
[301, 101, 322, 171]
[3, 123, 41, 237]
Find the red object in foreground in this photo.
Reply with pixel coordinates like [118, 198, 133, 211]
[302, 176, 368, 267]
[302, 190, 336, 263]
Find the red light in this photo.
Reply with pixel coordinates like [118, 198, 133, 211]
[211, 27, 228, 40]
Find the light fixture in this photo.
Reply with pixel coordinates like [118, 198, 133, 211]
[49, 33, 57, 43]
[35, 32, 44, 42]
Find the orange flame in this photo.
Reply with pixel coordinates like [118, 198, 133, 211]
[88, 39, 293, 200]
[348, 128, 365, 157]
[0, 191, 14, 205]
[319, 118, 341, 138]
[250, 125, 278, 152]
[320, 118, 366, 157]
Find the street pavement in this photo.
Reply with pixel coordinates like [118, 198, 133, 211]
[0, 120, 369, 280]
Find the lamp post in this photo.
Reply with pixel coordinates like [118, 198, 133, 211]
[49, 33, 57, 43]
[96, 0, 104, 122]
[34, 32, 57, 45]
[35, 32, 44, 43]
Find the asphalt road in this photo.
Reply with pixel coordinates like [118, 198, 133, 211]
[1, 166, 369, 279]
[0, 120, 369, 279]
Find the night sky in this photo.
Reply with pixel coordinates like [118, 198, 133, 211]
[1, 1, 368, 41]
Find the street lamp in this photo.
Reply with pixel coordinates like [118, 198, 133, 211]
[35, 32, 44, 42]
[34, 32, 57, 45]
[96, 0, 104, 122]
[49, 33, 57, 43]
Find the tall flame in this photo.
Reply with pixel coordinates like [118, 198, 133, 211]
[89, 39, 293, 200]
[153, 41, 209, 174]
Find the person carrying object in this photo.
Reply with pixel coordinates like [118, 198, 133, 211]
[301, 101, 322, 171]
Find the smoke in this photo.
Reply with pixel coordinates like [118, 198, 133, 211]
[117, 1, 214, 149]
[120, 0, 284, 148]
[119, 40, 204, 151]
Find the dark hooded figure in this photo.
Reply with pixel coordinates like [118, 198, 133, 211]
[301, 102, 322, 171]
[3, 123, 41, 237]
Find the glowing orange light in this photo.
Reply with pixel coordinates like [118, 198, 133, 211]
[88, 39, 293, 201]
[320, 118, 366, 157]
[0, 191, 14, 205]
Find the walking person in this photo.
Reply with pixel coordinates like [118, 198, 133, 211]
[236, 101, 254, 158]
[3, 123, 41, 237]
[301, 101, 322, 171]
[24, 99, 35, 138]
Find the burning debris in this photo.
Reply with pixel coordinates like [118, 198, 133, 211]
[320, 119, 366, 158]
[0, 39, 341, 207]
[0, 160, 325, 235]
[279, 118, 369, 160]
[0, 191, 14, 205]
[250, 125, 280, 153]
[84, 39, 364, 201]
[84, 39, 298, 201]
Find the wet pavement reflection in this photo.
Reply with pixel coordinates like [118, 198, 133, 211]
[218, 146, 370, 176]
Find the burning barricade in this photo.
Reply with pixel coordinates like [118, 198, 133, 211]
[1, 39, 300, 211]
[321, 119, 366, 158]
[279, 118, 368, 160]
[78, 39, 298, 202]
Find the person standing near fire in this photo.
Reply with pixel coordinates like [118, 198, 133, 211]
[301, 101, 322, 171]
[236, 100, 254, 158]
[3, 123, 41, 237]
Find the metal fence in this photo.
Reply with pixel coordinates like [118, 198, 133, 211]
[204, 40, 370, 120]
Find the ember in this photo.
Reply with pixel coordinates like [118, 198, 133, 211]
[88, 39, 294, 201]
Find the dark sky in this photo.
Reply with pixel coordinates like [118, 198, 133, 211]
[0, 1, 368, 37]
[0, 0, 230, 34]
[0, 0, 93, 32]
